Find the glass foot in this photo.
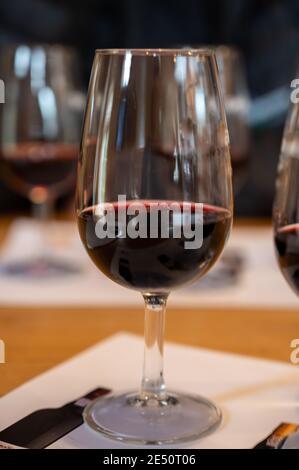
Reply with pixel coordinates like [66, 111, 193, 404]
[84, 391, 222, 445]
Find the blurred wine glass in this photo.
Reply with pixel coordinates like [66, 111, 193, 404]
[215, 46, 250, 195]
[203, 47, 250, 288]
[179, 45, 250, 289]
[0, 44, 84, 277]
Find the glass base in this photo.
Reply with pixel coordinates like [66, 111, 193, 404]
[84, 391, 222, 445]
[1, 257, 81, 279]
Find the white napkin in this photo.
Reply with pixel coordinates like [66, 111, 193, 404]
[0, 333, 298, 449]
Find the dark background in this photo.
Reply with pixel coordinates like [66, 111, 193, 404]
[0, 0, 299, 216]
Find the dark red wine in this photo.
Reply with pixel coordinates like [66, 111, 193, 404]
[78, 201, 231, 292]
[275, 224, 299, 295]
[1, 142, 78, 193]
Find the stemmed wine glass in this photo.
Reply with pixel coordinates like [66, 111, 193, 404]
[273, 100, 299, 293]
[201, 46, 250, 288]
[0, 44, 84, 277]
[77, 49, 233, 445]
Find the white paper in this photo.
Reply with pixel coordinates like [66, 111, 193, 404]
[0, 333, 298, 449]
[0, 218, 296, 309]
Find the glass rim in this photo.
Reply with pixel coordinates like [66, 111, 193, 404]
[95, 48, 216, 57]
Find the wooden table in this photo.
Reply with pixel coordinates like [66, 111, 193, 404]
[0, 217, 298, 397]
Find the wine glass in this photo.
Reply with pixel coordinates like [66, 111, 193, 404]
[0, 44, 84, 277]
[215, 46, 250, 195]
[198, 46, 250, 289]
[178, 45, 249, 289]
[273, 100, 299, 294]
[77, 49, 233, 445]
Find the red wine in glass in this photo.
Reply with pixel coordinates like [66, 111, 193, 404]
[0, 142, 79, 278]
[1, 142, 78, 196]
[0, 44, 83, 278]
[274, 224, 299, 295]
[78, 201, 231, 291]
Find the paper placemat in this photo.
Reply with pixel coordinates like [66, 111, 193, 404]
[0, 218, 297, 309]
[0, 333, 298, 449]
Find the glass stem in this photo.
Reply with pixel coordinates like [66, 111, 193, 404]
[32, 200, 53, 222]
[140, 293, 168, 402]
[31, 200, 54, 259]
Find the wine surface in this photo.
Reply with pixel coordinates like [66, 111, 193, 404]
[1, 142, 78, 191]
[78, 201, 231, 292]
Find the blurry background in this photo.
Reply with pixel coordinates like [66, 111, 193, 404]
[0, 0, 298, 216]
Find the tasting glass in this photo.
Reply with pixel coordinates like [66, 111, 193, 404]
[77, 49, 233, 445]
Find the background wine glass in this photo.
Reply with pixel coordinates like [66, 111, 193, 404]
[77, 48, 233, 445]
[0, 44, 84, 277]
[181, 45, 250, 290]
[179, 44, 250, 195]
[273, 100, 299, 294]
[216, 46, 250, 195]
[201, 46, 250, 289]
